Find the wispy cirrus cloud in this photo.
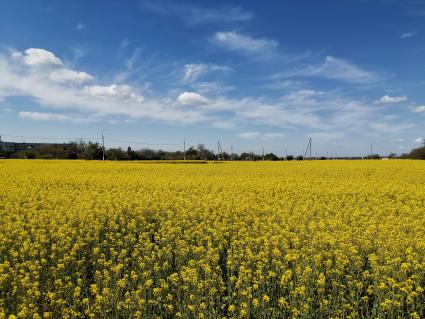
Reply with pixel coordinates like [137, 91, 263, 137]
[0, 48, 208, 124]
[75, 22, 86, 31]
[19, 111, 95, 123]
[400, 32, 415, 39]
[211, 31, 278, 56]
[308, 132, 345, 143]
[237, 131, 285, 140]
[141, 1, 252, 25]
[0, 47, 416, 139]
[275, 56, 382, 84]
[182, 63, 231, 83]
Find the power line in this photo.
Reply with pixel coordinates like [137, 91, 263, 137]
[105, 137, 181, 146]
[0, 134, 97, 140]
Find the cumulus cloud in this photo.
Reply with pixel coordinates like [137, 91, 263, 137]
[412, 105, 425, 113]
[0, 47, 416, 137]
[0, 48, 208, 124]
[389, 138, 404, 142]
[415, 137, 424, 143]
[376, 95, 407, 104]
[84, 84, 144, 103]
[49, 69, 94, 83]
[12, 48, 63, 66]
[177, 91, 210, 105]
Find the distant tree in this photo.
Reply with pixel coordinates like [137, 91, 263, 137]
[197, 144, 215, 160]
[240, 152, 257, 161]
[264, 153, 279, 161]
[80, 142, 103, 160]
[185, 147, 198, 160]
[408, 146, 425, 160]
[127, 146, 137, 160]
[106, 148, 128, 160]
[296, 155, 304, 161]
[388, 153, 398, 159]
[286, 155, 294, 161]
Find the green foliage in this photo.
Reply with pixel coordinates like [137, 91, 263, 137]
[408, 146, 425, 160]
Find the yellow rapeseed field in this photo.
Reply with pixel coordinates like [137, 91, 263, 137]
[0, 160, 424, 319]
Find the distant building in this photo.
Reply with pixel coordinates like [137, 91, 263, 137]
[0, 137, 74, 153]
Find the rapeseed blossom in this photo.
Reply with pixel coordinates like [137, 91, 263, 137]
[0, 160, 424, 318]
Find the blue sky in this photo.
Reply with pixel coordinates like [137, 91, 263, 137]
[0, 0, 425, 156]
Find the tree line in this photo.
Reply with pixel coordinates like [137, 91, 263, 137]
[1, 140, 425, 160]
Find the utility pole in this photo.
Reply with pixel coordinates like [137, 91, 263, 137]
[231, 144, 233, 161]
[183, 139, 186, 160]
[309, 138, 312, 160]
[262, 146, 265, 161]
[303, 137, 312, 159]
[217, 141, 223, 160]
[101, 129, 107, 161]
[370, 144, 373, 160]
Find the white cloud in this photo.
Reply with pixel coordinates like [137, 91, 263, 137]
[263, 80, 304, 90]
[0, 47, 416, 137]
[376, 95, 407, 104]
[237, 132, 285, 140]
[0, 48, 208, 124]
[412, 105, 425, 113]
[212, 31, 278, 54]
[182, 63, 231, 83]
[50, 69, 94, 83]
[400, 32, 415, 39]
[84, 84, 144, 103]
[277, 56, 380, 83]
[371, 122, 415, 134]
[142, 1, 252, 25]
[262, 133, 285, 140]
[309, 132, 344, 142]
[191, 82, 234, 95]
[237, 131, 261, 139]
[12, 48, 63, 66]
[389, 138, 404, 142]
[19, 111, 93, 123]
[76, 22, 86, 30]
[415, 138, 424, 143]
[177, 91, 210, 105]
[20, 111, 69, 121]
